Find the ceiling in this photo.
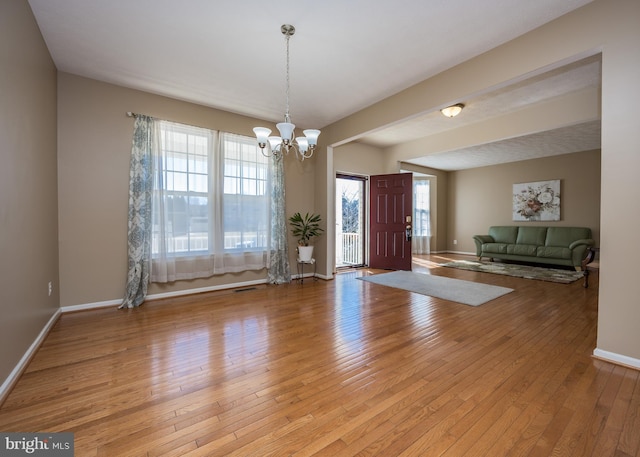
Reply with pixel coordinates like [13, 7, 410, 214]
[370, 55, 602, 170]
[27, 0, 599, 170]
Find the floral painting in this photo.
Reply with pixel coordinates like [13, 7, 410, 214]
[513, 179, 560, 221]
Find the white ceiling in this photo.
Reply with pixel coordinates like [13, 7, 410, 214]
[27, 0, 599, 170]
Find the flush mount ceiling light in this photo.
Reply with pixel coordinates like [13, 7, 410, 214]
[441, 103, 465, 118]
[253, 24, 320, 161]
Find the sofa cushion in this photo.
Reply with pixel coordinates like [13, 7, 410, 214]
[488, 226, 518, 244]
[545, 227, 592, 247]
[483, 243, 509, 254]
[516, 227, 547, 246]
[537, 246, 571, 259]
[507, 244, 538, 256]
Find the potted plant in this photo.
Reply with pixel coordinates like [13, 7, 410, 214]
[289, 212, 324, 261]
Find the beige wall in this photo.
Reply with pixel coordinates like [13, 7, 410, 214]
[0, 1, 59, 389]
[596, 0, 640, 363]
[57, 73, 315, 307]
[448, 150, 601, 254]
[318, 0, 640, 364]
[334, 143, 387, 176]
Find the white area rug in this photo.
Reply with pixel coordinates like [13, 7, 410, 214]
[357, 271, 513, 306]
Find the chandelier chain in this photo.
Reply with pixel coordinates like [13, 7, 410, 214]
[284, 33, 291, 122]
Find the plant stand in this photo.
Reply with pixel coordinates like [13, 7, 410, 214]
[296, 257, 317, 284]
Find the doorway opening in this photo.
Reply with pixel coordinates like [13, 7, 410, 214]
[336, 174, 366, 268]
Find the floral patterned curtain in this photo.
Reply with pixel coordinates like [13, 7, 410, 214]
[120, 115, 156, 308]
[267, 152, 291, 283]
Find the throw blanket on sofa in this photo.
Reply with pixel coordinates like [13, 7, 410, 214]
[473, 226, 594, 270]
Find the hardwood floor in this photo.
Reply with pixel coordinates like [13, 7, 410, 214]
[1, 254, 638, 456]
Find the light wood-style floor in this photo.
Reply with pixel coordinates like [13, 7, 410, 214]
[1, 254, 638, 456]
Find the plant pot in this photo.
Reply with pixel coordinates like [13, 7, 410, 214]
[298, 246, 314, 262]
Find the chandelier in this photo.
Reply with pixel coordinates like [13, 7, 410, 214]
[253, 24, 320, 161]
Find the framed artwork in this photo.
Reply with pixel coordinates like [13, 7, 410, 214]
[513, 179, 560, 221]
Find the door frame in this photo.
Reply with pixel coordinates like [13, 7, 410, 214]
[335, 172, 368, 269]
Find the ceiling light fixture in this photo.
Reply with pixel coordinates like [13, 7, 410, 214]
[253, 24, 320, 161]
[441, 103, 465, 118]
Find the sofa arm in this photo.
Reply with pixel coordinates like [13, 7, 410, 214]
[569, 239, 595, 268]
[569, 238, 595, 250]
[473, 235, 494, 257]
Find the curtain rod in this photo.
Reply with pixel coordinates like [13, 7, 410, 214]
[127, 111, 159, 120]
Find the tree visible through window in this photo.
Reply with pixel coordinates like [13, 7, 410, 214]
[336, 175, 365, 267]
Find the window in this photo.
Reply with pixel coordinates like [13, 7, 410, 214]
[152, 122, 212, 256]
[151, 122, 269, 281]
[414, 179, 430, 237]
[221, 133, 269, 251]
[412, 178, 431, 255]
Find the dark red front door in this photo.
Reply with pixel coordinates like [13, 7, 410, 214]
[369, 173, 413, 270]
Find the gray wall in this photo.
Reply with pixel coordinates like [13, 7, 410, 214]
[0, 0, 59, 392]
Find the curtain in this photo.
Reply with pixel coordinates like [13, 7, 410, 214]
[267, 152, 291, 283]
[120, 115, 156, 309]
[412, 178, 431, 255]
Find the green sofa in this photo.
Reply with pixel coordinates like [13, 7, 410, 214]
[473, 226, 594, 270]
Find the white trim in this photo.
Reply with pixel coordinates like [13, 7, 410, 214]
[0, 309, 61, 405]
[292, 272, 326, 281]
[325, 145, 335, 281]
[427, 250, 475, 255]
[593, 348, 640, 370]
[60, 278, 270, 313]
[145, 279, 267, 301]
[61, 299, 120, 313]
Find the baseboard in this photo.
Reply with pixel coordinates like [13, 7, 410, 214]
[61, 279, 274, 313]
[315, 272, 332, 280]
[593, 348, 640, 371]
[0, 308, 62, 406]
[428, 250, 475, 256]
[61, 298, 121, 313]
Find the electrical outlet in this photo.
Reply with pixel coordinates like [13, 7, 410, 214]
[48, 281, 53, 296]
[453, 240, 458, 245]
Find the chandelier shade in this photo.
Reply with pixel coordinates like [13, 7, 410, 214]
[276, 122, 295, 142]
[253, 127, 272, 145]
[253, 24, 320, 161]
